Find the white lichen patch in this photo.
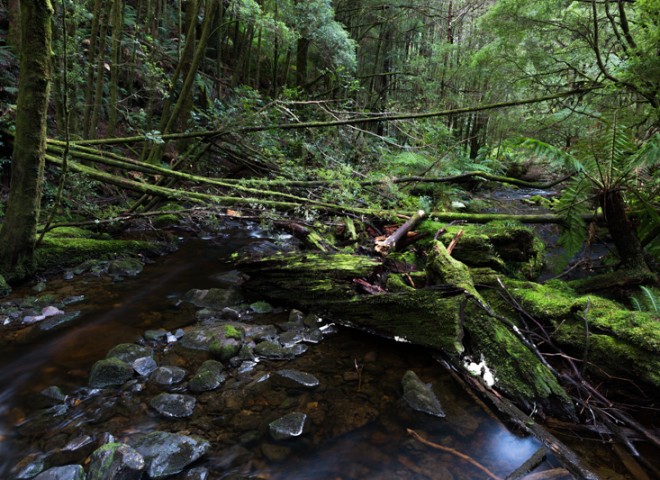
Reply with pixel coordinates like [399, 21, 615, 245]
[463, 354, 497, 387]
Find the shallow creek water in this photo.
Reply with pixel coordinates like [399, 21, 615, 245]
[0, 224, 623, 479]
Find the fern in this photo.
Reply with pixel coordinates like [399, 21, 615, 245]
[630, 286, 660, 313]
[517, 138, 583, 173]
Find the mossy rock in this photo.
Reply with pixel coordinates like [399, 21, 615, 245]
[35, 236, 161, 271]
[89, 357, 134, 388]
[505, 280, 660, 388]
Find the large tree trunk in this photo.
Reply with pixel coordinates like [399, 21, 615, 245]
[0, 0, 53, 281]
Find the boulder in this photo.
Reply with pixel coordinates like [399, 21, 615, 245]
[33, 465, 85, 480]
[128, 431, 210, 479]
[87, 443, 145, 480]
[108, 257, 144, 277]
[189, 360, 225, 392]
[150, 366, 187, 386]
[401, 370, 445, 418]
[269, 412, 307, 440]
[149, 393, 196, 418]
[89, 358, 134, 388]
[106, 343, 153, 363]
[183, 288, 242, 310]
[272, 370, 319, 390]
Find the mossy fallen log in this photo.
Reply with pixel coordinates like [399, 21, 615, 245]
[502, 280, 660, 389]
[240, 248, 570, 414]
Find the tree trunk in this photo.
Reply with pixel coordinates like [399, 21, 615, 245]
[0, 0, 53, 281]
[7, 0, 21, 51]
[601, 189, 649, 271]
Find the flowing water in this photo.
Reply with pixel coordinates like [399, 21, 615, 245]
[0, 224, 631, 478]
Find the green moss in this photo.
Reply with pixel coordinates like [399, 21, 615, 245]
[43, 226, 97, 238]
[505, 279, 660, 388]
[417, 221, 544, 279]
[222, 324, 244, 340]
[464, 307, 568, 401]
[0, 274, 10, 297]
[35, 236, 160, 271]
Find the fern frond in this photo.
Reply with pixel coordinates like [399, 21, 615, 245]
[640, 286, 660, 312]
[628, 133, 660, 172]
[631, 286, 660, 312]
[517, 138, 583, 173]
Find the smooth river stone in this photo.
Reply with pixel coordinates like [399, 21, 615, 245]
[149, 393, 196, 418]
[269, 412, 307, 440]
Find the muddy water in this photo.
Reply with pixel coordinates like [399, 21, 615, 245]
[0, 227, 580, 479]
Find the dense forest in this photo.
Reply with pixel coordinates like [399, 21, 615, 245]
[0, 1, 659, 479]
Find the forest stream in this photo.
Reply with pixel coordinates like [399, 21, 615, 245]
[0, 216, 652, 479]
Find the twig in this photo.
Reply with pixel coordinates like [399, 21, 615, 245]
[446, 229, 464, 255]
[505, 447, 547, 480]
[407, 428, 503, 480]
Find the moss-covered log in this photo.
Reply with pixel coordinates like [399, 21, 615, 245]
[241, 249, 570, 413]
[502, 280, 660, 388]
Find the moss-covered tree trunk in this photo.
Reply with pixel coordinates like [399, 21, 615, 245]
[0, 0, 53, 281]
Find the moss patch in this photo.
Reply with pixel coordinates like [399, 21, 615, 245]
[418, 221, 544, 279]
[35, 235, 161, 271]
[0, 274, 10, 297]
[505, 279, 660, 388]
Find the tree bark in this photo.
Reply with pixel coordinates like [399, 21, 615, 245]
[0, 0, 53, 281]
[601, 189, 649, 271]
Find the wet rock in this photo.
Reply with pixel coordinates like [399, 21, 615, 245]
[269, 412, 307, 440]
[249, 301, 273, 314]
[87, 442, 145, 480]
[33, 465, 85, 480]
[89, 358, 134, 388]
[144, 328, 169, 342]
[132, 356, 158, 376]
[303, 313, 322, 328]
[272, 369, 320, 390]
[189, 360, 225, 392]
[261, 443, 292, 462]
[47, 435, 96, 466]
[40, 385, 67, 404]
[106, 343, 154, 363]
[401, 370, 445, 418]
[210, 337, 241, 362]
[255, 340, 308, 359]
[185, 466, 210, 480]
[26, 312, 81, 338]
[108, 257, 144, 277]
[150, 365, 187, 385]
[220, 307, 240, 320]
[279, 330, 304, 347]
[288, 309, 304, 324]
[150, 393, 196, 418]
[11, 453, 45, 479]
[128, 431, 210, 479]
[212, 270, 248, 288]
[183, 288, 242, 310]
[61, 295, 85, 306]
[303, 328, 323, 344]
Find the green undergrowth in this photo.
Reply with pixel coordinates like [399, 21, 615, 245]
[35, 229, 163, 272]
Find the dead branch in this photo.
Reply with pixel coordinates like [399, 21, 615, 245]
[407, 428, 503, 480]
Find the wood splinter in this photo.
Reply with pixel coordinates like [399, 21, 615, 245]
[375, 209, 426, 255]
